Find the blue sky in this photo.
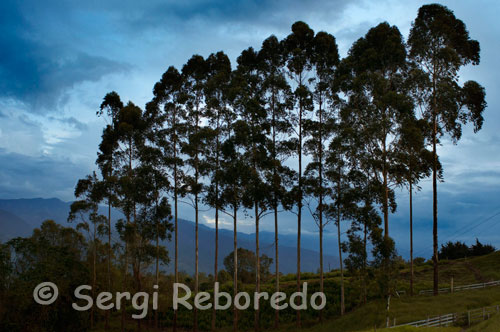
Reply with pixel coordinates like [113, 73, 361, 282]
[1, 0, 500, 259]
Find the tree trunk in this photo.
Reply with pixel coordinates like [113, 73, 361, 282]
[233, 205, 238, 332]
[155, 198, 160, 328]
[106, 193, 112, 330]
[271, 87, 280, 329]
[255, 204, 260, 332]
[409, 171, 414, 296]
[212, 204, 219, 332]
[91, 227, 96, 329]
[296, 74, 303, 328]
[318, 95, 324, 323]
[382, 137, 389, 239]
[363, 221, 367, 304]
[432, 94, 439, 296]
[212, 118, 221, 332]
[337, 169, 345, 315]
[194, 190, 199, 332]
[174, 134, 179, 332]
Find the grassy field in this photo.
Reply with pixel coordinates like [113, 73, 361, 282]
[285, 252, 500, 332]
[92, 252, 500, 331]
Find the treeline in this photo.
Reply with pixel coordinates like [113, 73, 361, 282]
[0, 3, 487, 332]
[439, 239, 495, 260]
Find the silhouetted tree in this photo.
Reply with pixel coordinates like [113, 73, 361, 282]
[408, 3, 486, 295]
[283, 21, 315, 327]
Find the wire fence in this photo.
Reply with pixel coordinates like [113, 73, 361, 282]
[418, 280, 500, 295]
[389, 304, 500, 328]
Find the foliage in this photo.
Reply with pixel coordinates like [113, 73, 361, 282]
[439, 239, 496, 260]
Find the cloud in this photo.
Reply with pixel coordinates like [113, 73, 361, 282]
[0, 0, 129, 112]
[0, 149, 91, 200]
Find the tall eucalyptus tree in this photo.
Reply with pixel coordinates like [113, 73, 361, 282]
[282, 22, 315, 326]
[68, 172, 107, 329]
[408, 4, 486, 295]
[258, 35, 294, 328]
[394, 117, 434, 296]
[96, 91, 122, 329]
[303, 30, 339, 322]
[181, 54, 209, 332]
[203, 51, 232, 332]
[342, 22, 413, 239]
[220, 74, 248, 332]
[233, 47, 272, 332]
[148, 66, 186, 331]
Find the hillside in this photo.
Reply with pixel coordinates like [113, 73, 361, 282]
[277, 251, 500, 332]
[0, 198, 339, 274]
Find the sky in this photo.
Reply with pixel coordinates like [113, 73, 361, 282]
[1, 0, 500, 259]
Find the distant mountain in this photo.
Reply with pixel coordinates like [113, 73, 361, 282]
[0, 198, 339, 274]
[169, 218, 339, 275]
[0, 198, 71, 228]
[0, 209, 32, 241]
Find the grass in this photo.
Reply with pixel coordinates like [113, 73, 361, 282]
[362, 326, 461, 332]
[93, 252, 500, 331]
[467, 313, 500, 332]
[295, 252, 500, 332]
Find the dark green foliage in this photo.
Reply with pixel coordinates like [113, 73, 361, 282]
[222, 248, 273, 284]
[1, 221, 89, 332]
[439, 239, 496, 260]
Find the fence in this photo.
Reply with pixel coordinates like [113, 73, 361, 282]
[389, 305, 500, 328]
[418, 280, 500, 295]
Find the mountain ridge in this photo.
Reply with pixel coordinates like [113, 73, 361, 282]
[0, 198, 339, 274]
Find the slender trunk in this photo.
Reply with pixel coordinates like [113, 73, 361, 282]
[363, 221, 367, 304]
[337, 169, 345, 316]
[212, 205, 219, 332]
[318, 95, 324, 323]
[194, 190, 199, 332]
[91, 227, 96, 329]
[121, 142, 133, 332]
[296, 73, 303, 328]
[106, 194, 112, 330]
[233, 205, 238, 332]
[432, 62, 439, 296]
[155, 198, 160, 328]
[271, 87, 280, 329]
[173, 115, 179, 331]
[432, 109, 439, 296]
[409, 165, 414, 297]
[121, 225, 128, 332]
[382, 137, 389, 239]
[136, 260, 142, 332]
[255, 204, 260, 332]
[212, 116, 221, 332]
[274, 202, 279, 327]
[194, 110, 200, 332]
[106, 128, 113, 331]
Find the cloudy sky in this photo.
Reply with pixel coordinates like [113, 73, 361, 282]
[1, 0, 499, 258]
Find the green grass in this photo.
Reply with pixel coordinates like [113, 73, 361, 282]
[362, 326, 461, 332]
[467, 313, 500, 332]
[92, 252, 500, 331]
[295, 252, 500, 332]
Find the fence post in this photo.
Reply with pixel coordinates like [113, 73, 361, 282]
[393, 318, 396, 326]
[497, 305, 499, 313]
[483, 307, 486, 320]
[468, 311, 471, 327]
[451, 276, 454, 293]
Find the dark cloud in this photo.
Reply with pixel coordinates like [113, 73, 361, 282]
[0, 0, 129, 112]
[0, 148, 90, 200]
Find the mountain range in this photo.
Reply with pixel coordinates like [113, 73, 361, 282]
[0, 198, 339, 274]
